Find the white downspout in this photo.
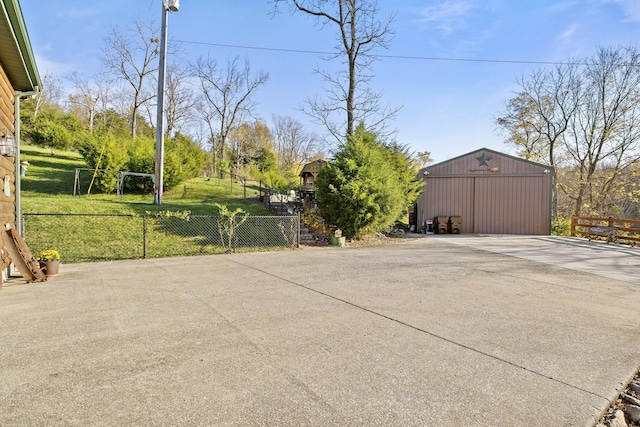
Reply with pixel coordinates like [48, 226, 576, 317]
[14, 89, 38, 236]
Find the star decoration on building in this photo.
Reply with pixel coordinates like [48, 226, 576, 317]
[476, 153, 491, 167]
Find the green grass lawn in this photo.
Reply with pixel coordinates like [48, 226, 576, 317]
[21, 145, 269, 216]
[19, 145, 284, 262]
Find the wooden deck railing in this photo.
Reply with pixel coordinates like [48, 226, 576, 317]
[570, 215, 640, 244]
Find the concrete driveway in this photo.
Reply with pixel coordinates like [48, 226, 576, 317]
[1, 236, 639, 426]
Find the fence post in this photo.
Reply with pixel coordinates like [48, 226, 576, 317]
[243, 178, 246, 199]
[297, 212, 301, 248]
[73, 169, 79, 196]
[570, 216, 576, 236]
[232, 215, 236, 252]
[143, 215, 147, 259]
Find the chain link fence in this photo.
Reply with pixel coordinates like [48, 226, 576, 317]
[22, 213, 300, 263]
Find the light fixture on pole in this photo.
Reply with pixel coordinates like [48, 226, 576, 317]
[154, 0, 180, 204]
[167, 0, 179, 11]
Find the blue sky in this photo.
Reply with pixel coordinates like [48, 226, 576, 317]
[19, 0, 640, 162]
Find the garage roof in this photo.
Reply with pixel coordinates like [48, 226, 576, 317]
[0, 0, 41, 92]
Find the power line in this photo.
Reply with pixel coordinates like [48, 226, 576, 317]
[378, 54, 573, 66]
[177, 39, 331, 56]
[175, 38, 577, 66]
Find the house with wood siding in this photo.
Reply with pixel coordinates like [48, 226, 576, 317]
[0, 0, 42, 277]
[417, 148, 553, 235]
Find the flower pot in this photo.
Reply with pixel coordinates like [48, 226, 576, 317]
[39, 260, 60, 277]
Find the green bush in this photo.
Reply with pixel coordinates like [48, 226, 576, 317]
[126, 136, 155, 192]
[251, 148, 288, 191]
[552, 218, 572, 236]
[163, 133, 206, 190]
[76, 131, 129, 193]
[27, 118, 73, 152]
[316, 125, 422, 238]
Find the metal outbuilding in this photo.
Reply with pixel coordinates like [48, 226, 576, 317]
[416, 148, 553, 235]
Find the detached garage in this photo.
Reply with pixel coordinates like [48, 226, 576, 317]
[417, 148, 553, 235]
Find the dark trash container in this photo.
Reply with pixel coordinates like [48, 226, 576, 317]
[449, 216, 462, 234]
[435, 216, 448, 234]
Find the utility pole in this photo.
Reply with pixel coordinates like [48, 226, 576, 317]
[154, 0, 180, 204]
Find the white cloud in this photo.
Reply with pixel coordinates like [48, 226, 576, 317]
[607, 0, 640, 22]
[557, 24, 579, 44]
[418, 1, 478, 34]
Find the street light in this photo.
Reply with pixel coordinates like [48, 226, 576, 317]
[154, 0, 180, 204]
[167, 0, 180, 11]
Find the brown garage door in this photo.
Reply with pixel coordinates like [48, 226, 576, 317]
[422, 175, 549, 235]
[473, 176, 546, 234]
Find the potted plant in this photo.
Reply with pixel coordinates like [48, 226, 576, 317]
[36, 249, 61, 277]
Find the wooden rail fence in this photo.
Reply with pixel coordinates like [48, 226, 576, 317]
[570, 215, 640, 245]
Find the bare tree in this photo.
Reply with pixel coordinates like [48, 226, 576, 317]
[192, 55, 269, 176]
[228, 121, 274, 174]
[272, 0, 398, 142]
[497, 45, 640, 218]
[66, 72, 98, 132]
[272, 114, 320, 171]
[66, 72, 117, 132]
[497, 64, 581, 165]
[101, 19, 160, 138]
[33, 71, 63, 117]
[562, 46, 640, 216]
[107, 86, 134, 126]
[164, 63, 196, 137]
[496, 63, 582, 218]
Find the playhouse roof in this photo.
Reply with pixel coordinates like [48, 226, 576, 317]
[299, 159, 327, 177]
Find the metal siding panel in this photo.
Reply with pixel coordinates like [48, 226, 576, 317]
[509, 178, 519, 233]
[473, 176, 548, 234]
[480, 178, 489, 233]
[495, 178, 503, 234]
[421, 177, 474, 232]
[544, 173, 551, 234]
[493, 179, 500, 232]
[464, 178, 474, 233]
[528, 178, 537, 233]
[473, 178, 480, 232]
[478, 178, 485, 233]
[486, 178, 495, 233]
[499, 178, 507, 233]
[457, 178, 474, 233]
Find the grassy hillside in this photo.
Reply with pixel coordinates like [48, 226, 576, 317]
[21, 145, 270, 216]
[19, 145, 284, 262]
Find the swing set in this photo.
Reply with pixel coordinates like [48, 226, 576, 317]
[72, 143, 155, 199]
[73, 168, 155, 199]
